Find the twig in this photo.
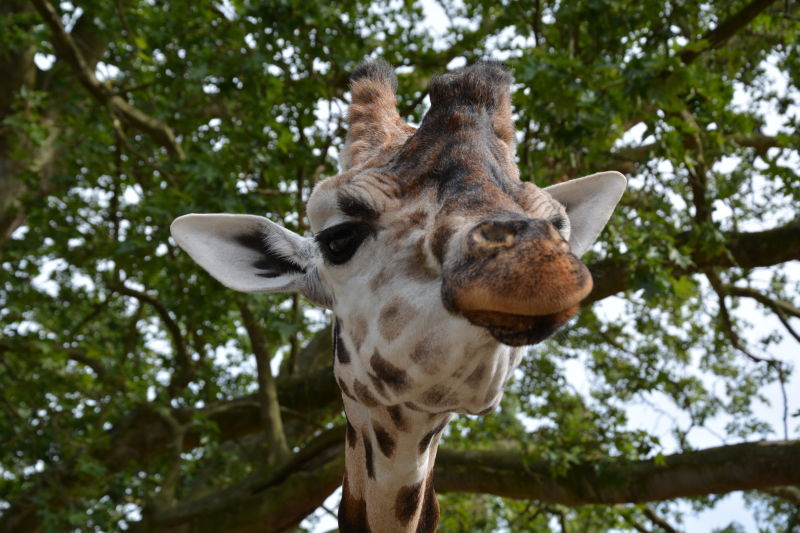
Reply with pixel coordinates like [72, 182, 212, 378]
[709, 272, 768, 363]
[320, 504, 339, 521]
[65, 300, 108, 338]
[679, 0, 782, 64]
[115, 0, 136, 49]
[111, 117, 179, 187]
[252, 188, 292, 196]
[153, 408, 186, 507]
[507, 500, 544, 530]
[558, 508, 568, 533]
[724, 285, 800, 343]
[708, 272, 791, 439]
[678, 108, 711, 224]
[279, 405, 329, 431]
[763, 486, 800, 505]
[724, 284, 800, 319]
[622, 513, 652, 533]
[643, 506, 679, 533]
[112, 282, 192, 394]
[31, 0, 184, 160]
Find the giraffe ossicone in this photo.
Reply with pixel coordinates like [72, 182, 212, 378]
[171, 60, 625, 532]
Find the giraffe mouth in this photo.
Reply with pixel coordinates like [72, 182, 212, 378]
[461, 306, 579, 346]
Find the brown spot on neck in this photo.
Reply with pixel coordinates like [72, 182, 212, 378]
[394, 473, 440, 532]
[339, 476, 372, 533]
[421, 385, 450, 406]
[415, 477, 439, 533]
[353, 379, 379, 407]
[418, 417, 449, 455]
[334, 319, 351, 364]
[373, 422, 397, 458]
[346, 419, 358, 448]
[367, 372, 389, 400]
[387, 405, 408, 431]
[363, 429, 375, 479]
[395, 481, 422, 526]
[370, 350, 410, 392]
[338, 378, 357, 402]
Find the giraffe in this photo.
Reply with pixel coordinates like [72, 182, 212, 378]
[170, 60, 626, 532]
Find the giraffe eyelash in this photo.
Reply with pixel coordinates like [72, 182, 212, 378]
[550, 216, 566, 231]
[315, 221, 375, 265]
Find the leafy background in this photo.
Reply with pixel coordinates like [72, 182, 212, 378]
[0, 0, 799, 531]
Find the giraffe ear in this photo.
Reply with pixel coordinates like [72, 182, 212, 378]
[170, 214, 332, 307]
[544, 171, 626, 257]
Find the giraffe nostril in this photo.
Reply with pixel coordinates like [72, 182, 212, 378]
[479, 224, 515, 245]
[469, 220, 519, 251]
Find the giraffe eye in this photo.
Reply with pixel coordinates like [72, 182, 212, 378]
[550, 216, 566, 231]
[316, 222, 373, 265]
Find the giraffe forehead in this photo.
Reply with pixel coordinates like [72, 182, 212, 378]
[308, 126, 564, 251]
[308, 165, 558, 237]
[307, 169, 403, 232]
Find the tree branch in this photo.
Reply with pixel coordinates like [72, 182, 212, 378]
[602, 133, 796, 177]
[707, 270, 768, 364]
[434, 440, 800, 505]
[131, 426, 346, 533]
[125, 439, 800, 532]
[678, 0, 781, 65]
[724, 284, 800, 343]
[592, 0, 784, 169]
[30, 0, 184, 160]
[237, 301, 291, 466]
[707, 271, 791, 439]
[586, 218, 800, 305]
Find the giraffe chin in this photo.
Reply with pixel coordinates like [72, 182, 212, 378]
[461, 306, 579, 346]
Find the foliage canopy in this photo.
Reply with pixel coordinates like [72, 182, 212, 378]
[1, 0, 799, 531]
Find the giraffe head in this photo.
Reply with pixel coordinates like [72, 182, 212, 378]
[171, 61, 625, 416]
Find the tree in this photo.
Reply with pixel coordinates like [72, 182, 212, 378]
[1, 0, 798, 531]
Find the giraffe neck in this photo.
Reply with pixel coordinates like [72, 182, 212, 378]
[339, 396, 452, 533]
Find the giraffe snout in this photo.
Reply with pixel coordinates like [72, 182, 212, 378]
[441, 215, 593, 345]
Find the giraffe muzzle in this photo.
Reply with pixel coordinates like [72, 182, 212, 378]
[442, 218, 593, 346]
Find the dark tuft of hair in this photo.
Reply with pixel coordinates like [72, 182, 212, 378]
[234, 232, 304, 278]
[428, 61, 511, 110]
[350, 59, 398, 92]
